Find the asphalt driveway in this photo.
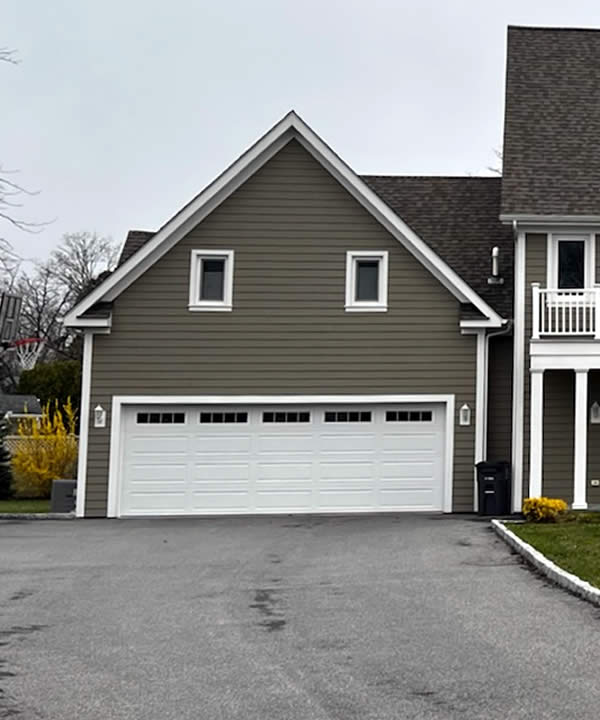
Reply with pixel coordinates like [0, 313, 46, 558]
[1, 515, 600, 719]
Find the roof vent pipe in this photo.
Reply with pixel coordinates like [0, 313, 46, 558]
[488, 246, 504, 285]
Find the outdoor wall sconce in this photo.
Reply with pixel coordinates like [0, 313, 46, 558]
[94, 405, 107, 428]
[591, 402, 600, 425]
[459, 403, 471, 427]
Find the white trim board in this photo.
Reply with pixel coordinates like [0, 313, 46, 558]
[75, 332, 94, 518]
[105, 393, 455, 518]
[511, 230, 526, 512]
[65, 111, 504, 329]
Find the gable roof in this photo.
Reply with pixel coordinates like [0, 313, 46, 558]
[119, 177, 513, 317]
[65, 112, 505, 328]
[502, 25, 600, 219]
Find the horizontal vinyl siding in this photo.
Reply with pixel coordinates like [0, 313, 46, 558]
[542, 371, 574, 503]
[587, 371, 600, 505]
[523, 233, 547, 499]
[487, 336, 513, 463]
[86, 140, 478, 516]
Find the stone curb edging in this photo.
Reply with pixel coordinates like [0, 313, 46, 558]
[0, 512, 76, 520]
[492, 518, 600, 607]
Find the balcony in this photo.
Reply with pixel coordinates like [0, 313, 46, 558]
[532, 284, 600, 340]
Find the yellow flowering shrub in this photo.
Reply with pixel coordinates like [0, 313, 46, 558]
[11, 399, 78, 498]
[522, 497, 568, 523]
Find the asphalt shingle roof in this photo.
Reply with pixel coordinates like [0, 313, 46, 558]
[0, 394, 42, 417]
[502, 25, 600, 217]
[362, 176, 513, 317]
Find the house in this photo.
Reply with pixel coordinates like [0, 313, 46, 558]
[65, 25, 598, 518]
[0, 393, 42, 419]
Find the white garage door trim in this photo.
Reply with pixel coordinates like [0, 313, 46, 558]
[107, 394, 455, 517]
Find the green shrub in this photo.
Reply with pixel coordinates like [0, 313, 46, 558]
[522, 497, 568, 523]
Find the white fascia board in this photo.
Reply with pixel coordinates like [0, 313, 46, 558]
[502, 213, 600, 226]
[64, 315, 111, 329]
[460, 318, 508, 330]
[65, 111, 503, 327]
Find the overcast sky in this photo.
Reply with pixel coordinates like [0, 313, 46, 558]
[3, 1, 600, 261]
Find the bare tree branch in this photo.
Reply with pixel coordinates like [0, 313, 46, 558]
[0, 48, 18, 64]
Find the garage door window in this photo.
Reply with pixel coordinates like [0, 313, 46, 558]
[324, 410, 372, 423]
[262, 411, 310, 423]
[137, 412, 186, 424]
[200, 412, 248, 424]
[386, 410, 433, 422]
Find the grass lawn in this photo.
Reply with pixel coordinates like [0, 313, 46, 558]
[0, 499, 50, 514]
[509, 513, 600, 589]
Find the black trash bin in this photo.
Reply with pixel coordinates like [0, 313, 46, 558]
[475, 461, 511, 516]
[50, 479, 76, 514]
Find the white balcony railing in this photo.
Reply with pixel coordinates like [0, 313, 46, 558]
[532, 284, 600, 339]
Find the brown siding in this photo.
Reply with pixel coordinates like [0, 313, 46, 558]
[86, 140, 478, 516]
[487, 336, 513, 463]
[543, 371, 574, 503]
[587, 371, 600, 505]
[523, 233, 547, 499]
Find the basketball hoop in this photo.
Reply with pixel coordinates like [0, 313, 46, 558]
[12, 338, 45, 371]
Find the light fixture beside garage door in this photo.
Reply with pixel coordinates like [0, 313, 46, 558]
[459, 404, 471, 426]
[94, 405, 107, 428]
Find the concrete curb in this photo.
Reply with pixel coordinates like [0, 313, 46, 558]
[0, 512, 76, 520]
[492, 518, 600, 607]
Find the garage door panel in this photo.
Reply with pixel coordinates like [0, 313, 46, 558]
[257, 463, 313, 481]
[319, 462, 376, 480]
[128, 435, 189, 454]
[320, 434, 376, 452]
[193, 463, 250, 481]
[381, 434, 439, 452]
[126, 492, 188, 513]
[254, 490, 313, 510]
[257, 434, 313, 453]
[381, 461, 437, 479]
[192, 435, 252, 454]
[120, 402, 447, 515]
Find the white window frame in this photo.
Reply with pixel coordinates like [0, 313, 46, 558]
[546, 233, 595, 290]
[345, 251, 388, 312]
[189, 249, 234, 311]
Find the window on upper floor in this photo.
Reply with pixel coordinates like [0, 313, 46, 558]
[189, 250, 234, 311]
[547, 234, 594, 290]
[345, 251, 388, 311]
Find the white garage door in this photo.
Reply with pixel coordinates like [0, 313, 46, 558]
[118, 402, 447, 516]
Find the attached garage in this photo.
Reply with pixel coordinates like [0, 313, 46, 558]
[107, 396, 454, 517]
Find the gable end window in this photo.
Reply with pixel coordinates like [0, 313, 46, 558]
[345, 251, 388, 311]
[189, 250, 234, 311]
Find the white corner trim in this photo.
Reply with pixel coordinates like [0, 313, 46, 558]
[69, 316, 112, 329]
[344, 250, 388, 312]
[106, 393, 455, 517]
[511, 230, 526, 513]
[75, 332, 93, 517]
[188, 249, 234, 311]
[64, 111, 504, 328]
[492, 520, 600, 607]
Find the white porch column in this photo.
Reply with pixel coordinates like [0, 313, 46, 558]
[573, 369, 589, 510]
[529, 369, 544, 499]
